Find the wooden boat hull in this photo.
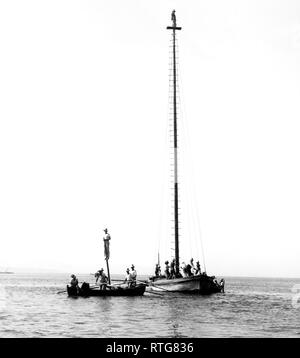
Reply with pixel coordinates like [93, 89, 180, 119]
[67, 283, 146, 297]
[147, 274, 223, 294]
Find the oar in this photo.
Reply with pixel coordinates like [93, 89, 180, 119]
[136, 279, 149, 286]
[147, 283, 171, 292]
[134, 279, 169, 294]
[136, 280, 166, 296]
[57, 283, 98, 294]
[91, 283, 119, 289]
[57, 290, 66, 294]
[135, 279, 163, 289]
[145, 290, 165, 296]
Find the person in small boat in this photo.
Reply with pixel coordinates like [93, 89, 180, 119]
[95, 268, 108, 290]
[164, 261, 170, 279]
[70, 274, 79, 293]
[155, 264, 161, 277]
[124, 268, 134, 287]
[130, 265, 137, 287]
[170, 259, 175, 279]
[94, 270, 102, 284]
[70, 274, 78, 287]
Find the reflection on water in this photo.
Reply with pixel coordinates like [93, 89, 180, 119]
[0, 274, 299, 337]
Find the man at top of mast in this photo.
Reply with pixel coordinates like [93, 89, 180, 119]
[171, 10, 176, 25]
[103, 228, 111, 260]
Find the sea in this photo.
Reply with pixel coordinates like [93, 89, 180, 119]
[0, 273, 299, 338]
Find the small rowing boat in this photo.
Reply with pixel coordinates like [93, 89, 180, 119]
[66, 229, 146, 297]
[67, 282, 146, 297]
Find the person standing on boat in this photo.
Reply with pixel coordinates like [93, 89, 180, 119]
[195, 261, 201, 275]
[164, 261, 170, 279]
[181, 262, 188, 277]
[103, 228, 111, 260]
[190, 258, 196, 275]
[94, 270, 100, 283]
[124, 268, 133, 287]
[95, 268, 108, 290]
[130, 265, 137, 286]
[185, 262, 192, 277]
[155, 264, 161, 277]
[170, 259, 175, 279]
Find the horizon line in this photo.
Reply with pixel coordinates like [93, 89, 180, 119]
[3, 271, 300, 280]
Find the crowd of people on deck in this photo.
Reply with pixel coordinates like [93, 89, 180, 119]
[155, 258, 202, 279]
[153, 258, 225, 292]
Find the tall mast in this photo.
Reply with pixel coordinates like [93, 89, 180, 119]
[167, 10, 182, 276]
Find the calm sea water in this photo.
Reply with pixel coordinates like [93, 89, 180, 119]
[0, 273, 299, 338]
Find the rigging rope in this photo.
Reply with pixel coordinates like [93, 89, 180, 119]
[176, 38, 208, 273]
[158, 31, 208, 274]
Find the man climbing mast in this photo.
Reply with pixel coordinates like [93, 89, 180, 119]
[103, 228, 111, 284]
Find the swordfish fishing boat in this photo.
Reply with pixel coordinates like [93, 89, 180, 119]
[147, 11, 224, 294]
[66, 11, 223, 297]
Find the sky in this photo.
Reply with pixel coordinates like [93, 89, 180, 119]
[0, 0, 300, 277]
